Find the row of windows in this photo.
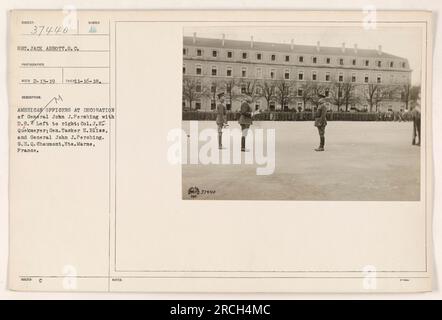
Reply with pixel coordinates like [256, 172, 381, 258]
[184, 65, 391, 83]
[183, 47, 407, 68]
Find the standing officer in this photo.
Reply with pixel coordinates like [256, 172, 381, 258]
[412, 94, 421, 146]
[314, 94, 328, 152]
[239, 95, 253, 152]
[216, 92, 228, 149]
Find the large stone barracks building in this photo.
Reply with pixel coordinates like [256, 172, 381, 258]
[182, 34, 412, 112]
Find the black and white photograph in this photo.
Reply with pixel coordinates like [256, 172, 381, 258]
[181, 25, 423, 201]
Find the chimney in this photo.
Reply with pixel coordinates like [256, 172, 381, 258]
[341, 42, 346, 53]
[193, 32, 196, 44]
[378, 45, 382, 55]
[316, 41, 320, 52]
[222, 33, 225, 46]
[290, 39, 294, 50]
[354, 43, 358, 54]
[250, 36, 254, 48]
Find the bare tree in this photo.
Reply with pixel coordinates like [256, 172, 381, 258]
[401, 84, 421, 111]
[364, 84, 380, 112]
[182, 78, 207, 110]
[297, 81, 314, 110]
[239, 79, 259, 101]
[329, 81, 345, 111]
[207, 80, 224, 110]
[257, 80, 276, 110]
[222, 78, 240, 110]
[342, 82, 361, 112]
[370, 85, 395, 112]
[274, 80, 292, 110]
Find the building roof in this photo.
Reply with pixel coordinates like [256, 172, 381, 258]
[183, 36, 405, 60]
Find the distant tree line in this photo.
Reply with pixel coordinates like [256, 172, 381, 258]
[183, 76, 421, 112]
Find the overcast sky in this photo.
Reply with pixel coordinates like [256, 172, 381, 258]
[184, 26, 423, 85]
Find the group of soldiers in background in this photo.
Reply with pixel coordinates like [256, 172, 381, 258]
[215, 91, 421, 152]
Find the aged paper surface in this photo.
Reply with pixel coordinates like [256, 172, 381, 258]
[8, 10, 432, 292]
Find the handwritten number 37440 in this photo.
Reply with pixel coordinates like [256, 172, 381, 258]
[30, 25, 69, 36]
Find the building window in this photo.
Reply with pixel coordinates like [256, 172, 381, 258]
[402, 62, 406, 68]
[338, 91, 343, 98]
[256, 53, 262, 60]
[299, 56, 304, 63]
[377, 74, 382, 83]
[297, 88, 303, 97]
[297, 102, 303, 109]
[227, 51, 233, 58]
[312, 56, 317, 64]
[226, 67, 232, 77]
[242, 52, 248, 59]
[312, 71, 317, 81]
[241, 84, 246, 94]
[255, 100, 261, 111]
[377, 60, 381, 67]
[196, 83, 202, 92]
[197, 49, 202, 56]
[284, 69, 290, 80]
[339, 58, 344, 65]
[351, 73, 356, 82]
[325, 72, 330, 82]
[338, 73, 344, 82]
[211, 84, 216, 93]
[285, 55, 290, 62]
[183, 65, 186, 74]
[241, 67, 247, 78]
[270, 69, 275, 79]
[271, 54, 276, 61]
[195, 100, 201, 110]
[364, 74, 369, 83]
[211, 66, 217, 76]
[211, 99, 216, 110]
[183, 48, 187, 55]
[365, 59, 369, 66]
[256, 87, 262, 95]
[256, 67, 263, 78]
[196, 65, 202, 75]
[212, 50, 218, 58]
[326, 57, 331, 64]
[298, 71, 304, 81]
[352, 59, 356, 66]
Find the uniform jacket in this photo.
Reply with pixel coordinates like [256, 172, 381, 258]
[216, 103, 227, 125]
[315, 104, 327, 127]
[411, 108, 421, 121]
[238, 102, 253, 125]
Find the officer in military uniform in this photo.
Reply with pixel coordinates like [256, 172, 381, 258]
[216, 92, 228, 149]
[314, 94, 328, 152]
[411, 94, 421, 146]
[238, 95, 253, 152]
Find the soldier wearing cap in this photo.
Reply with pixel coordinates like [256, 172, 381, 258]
[239, 95, 253, 152]
[216, 92, 228, 149]
[314, 94, 328, 151]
